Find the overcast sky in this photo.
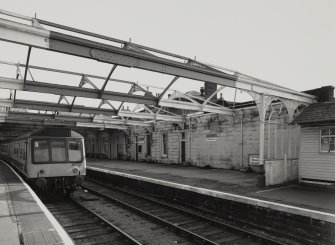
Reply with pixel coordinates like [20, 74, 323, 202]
[0, 0, 334, 104]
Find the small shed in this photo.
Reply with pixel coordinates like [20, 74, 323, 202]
[292, 101, 335, 183]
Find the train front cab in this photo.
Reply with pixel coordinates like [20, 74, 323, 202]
[28, 135, 86, 193]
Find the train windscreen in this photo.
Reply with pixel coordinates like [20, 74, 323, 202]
[34, 140, 49, 162]
[51, 140, 66, 162]
[68, 140, 82, 162]
[32, 138, 83, 164]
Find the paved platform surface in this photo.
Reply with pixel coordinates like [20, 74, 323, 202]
[0, 160, 73, 245]
[88, 159, 335, 220]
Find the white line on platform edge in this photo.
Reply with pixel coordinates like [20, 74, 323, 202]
[1, 161, 74, 245]
[255, 185, 296, 194]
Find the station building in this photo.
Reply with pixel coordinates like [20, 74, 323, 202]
[293, 86, 335, 183]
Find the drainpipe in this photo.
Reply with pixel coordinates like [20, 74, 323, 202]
[267, 109, 274, 159]
[188, 117, 192, 164]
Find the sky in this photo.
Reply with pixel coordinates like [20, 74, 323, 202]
[0, 0, 334, 106]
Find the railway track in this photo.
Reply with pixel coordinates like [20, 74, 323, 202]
[45, 199, 141, 245]
[79, 179, 287, 245]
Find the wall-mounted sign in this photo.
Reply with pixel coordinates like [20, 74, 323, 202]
[206, 133, 217, 142]
[138, 135, 145, 144]
[249, 154, 261, 165]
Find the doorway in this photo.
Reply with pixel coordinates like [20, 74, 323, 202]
[181, 132, 186, 163]
[135, 136, 138, 161]
[146, 134, 151, 156]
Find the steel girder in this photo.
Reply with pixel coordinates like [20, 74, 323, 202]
[0, 77, 157, 105]
[6, 111, 92, 123]
[0, 18, 236, 85]
[118, 110, 184, 122]
[0, 17, 316, 104]
[0, 99, 116, 116]
[0, 111, 152, 128]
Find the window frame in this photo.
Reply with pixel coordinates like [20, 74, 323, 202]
[320, 128, 335, 153]
[31, 138, 83, 164]
[68, 139, 83, 162]
[32, 139, 50, 163]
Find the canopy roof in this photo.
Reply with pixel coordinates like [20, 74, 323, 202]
[0, 9, 315, 136]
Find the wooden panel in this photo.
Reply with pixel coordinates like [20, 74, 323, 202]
[300, 127, 335, 181]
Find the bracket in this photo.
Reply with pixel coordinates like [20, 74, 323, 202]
[79, 75, 99, 90]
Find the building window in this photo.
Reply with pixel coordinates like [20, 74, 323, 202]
[320, 128, 335, 152]
[162, 134, 168, 156]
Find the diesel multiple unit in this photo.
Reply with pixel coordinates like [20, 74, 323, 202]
[0, 127, 86, 194]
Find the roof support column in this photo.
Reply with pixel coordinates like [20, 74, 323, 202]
[280, 99, 307, 159]
[249, 92, 273, 166]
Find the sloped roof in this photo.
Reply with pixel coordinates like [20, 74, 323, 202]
[292, 101, 335, 126]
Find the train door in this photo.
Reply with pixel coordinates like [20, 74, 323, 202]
[181, 132, 186, 163]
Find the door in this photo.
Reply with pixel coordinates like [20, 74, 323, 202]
[146, 135, 151, 156]
[181, 132, 186, 163]
[135, 136, 138, 161]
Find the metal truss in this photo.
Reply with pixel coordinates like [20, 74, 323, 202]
[0, 9, 316, 131]
[0, 110, 151, 129]
[159, 90, 233, 115]
[118, 104, 184, 122]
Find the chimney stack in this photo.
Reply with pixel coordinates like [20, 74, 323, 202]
[204, 82, 217, 102]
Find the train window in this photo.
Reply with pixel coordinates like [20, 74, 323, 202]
[33, 140, 49, 162]
[51, 140, 66, 162]
[68, 140, 82, 162]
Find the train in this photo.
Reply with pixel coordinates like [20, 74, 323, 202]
[0, 127, 86, 195]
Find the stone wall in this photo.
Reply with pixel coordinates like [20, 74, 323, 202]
[265, 159, 299, 186]
[81, 129, 127, 159]
[80, 104, 300, 171]
[129, 105, 300, 170]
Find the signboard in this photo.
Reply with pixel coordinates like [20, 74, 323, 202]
[206, 133, 217, 142]
[249, 154, 261, 165]
[138, 135, 145, 144]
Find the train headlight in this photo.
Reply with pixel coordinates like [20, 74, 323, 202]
[36, 178, 47, 189]
[74, 176, 84, 185]
[73, 168, 79, 174]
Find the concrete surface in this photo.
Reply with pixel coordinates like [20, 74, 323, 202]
[0, 164, 20, 245]
[0, 161, 73, 245]
[87, 158, 260, 194]
[88, 159, 335, 216]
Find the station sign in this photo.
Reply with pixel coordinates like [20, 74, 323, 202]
[249, 154, 261, 165]
[138, 135, 145, 144]
[206, 133, 217, 142]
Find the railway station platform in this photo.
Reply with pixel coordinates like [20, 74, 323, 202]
[0, 160, 73, 245]
[87, 159, 335, 223]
